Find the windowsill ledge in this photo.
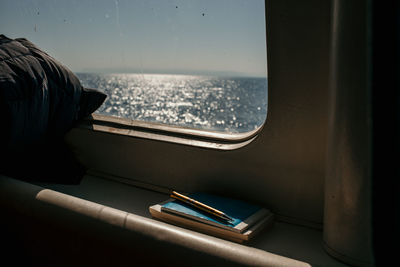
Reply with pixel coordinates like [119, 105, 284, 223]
[0, 174, 345, 267]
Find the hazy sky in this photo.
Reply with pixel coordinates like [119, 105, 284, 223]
[0, 0, 267, 77]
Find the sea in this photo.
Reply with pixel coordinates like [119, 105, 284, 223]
[76, 73, 268, 133]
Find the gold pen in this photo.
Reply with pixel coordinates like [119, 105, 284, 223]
[170, 191, 234, 222]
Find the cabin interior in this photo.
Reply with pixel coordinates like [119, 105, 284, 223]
[1, 0, 398, 266]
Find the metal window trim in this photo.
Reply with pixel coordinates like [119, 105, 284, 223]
[77, 114, 264, 150]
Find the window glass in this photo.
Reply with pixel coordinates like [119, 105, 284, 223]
[0, 0, 267, 133]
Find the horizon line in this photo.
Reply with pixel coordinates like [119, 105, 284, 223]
[74, 70, 268, 78]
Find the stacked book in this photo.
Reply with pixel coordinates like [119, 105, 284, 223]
[149, 192, 274, 243]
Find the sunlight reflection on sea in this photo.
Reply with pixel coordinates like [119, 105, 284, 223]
[77, 73, 267, 133]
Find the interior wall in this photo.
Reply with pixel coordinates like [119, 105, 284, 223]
[65, 0, 332, 226]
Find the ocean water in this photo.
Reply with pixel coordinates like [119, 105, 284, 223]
[76, 73, 268, 133]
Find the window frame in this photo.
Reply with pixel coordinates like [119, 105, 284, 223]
[75, 0, 270, 151]
[79, 107, 266, 150]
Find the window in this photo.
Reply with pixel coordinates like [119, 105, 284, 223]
[0, 0, 267, 134]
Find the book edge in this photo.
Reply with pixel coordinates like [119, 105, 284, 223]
[240, 212, 275, 240]
[235, 208, 271, 232]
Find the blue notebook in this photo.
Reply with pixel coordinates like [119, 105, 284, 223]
[160, 192, 269, 233]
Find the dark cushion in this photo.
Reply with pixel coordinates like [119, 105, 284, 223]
[0, 35, 107, 183]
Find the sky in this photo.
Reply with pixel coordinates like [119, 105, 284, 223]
[0, 0, 267, 77]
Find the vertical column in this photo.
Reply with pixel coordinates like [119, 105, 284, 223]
[324, 0, 374, 266]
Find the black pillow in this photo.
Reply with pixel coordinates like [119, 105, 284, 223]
[0, 35, 107, 183]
